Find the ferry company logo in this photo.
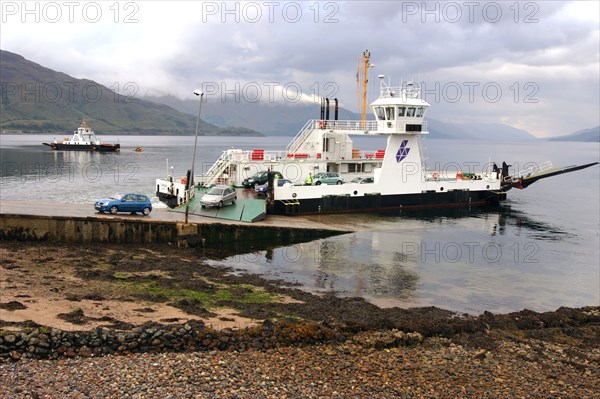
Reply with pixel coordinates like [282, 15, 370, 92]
[396, 140, 410, 163]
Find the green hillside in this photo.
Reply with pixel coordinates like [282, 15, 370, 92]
[0, 50, 261, 136]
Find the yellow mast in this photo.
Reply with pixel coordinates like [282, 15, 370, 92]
[356, 50, 372, 129]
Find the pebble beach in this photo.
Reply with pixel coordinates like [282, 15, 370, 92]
[2, 334, 599, 399]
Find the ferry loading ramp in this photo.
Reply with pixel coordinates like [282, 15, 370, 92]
[171, 188, 267, 223]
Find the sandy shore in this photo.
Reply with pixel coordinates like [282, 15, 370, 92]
[1, 241, 599, 398]
[0, 243, 266, 331]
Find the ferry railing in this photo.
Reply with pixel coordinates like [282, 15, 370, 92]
[318, 120, 378, 132]
[224, 149, 387, 161]
[379, 84, 422, 99]
[287, 119, 380, 154]
[321, 120, 428, 134]
[199, 146, 389, 187]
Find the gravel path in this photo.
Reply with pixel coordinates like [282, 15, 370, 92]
[1, 335, 598, 399]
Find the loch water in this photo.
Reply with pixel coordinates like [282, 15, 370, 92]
[1, 134, 598, 314]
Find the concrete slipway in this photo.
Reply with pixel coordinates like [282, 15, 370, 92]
[0, 200, 348, 249]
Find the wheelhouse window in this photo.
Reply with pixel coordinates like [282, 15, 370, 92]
[398, 107, 406, 117]
[406, 107, 416, 117]
[375, 106, 385, 120]
[416, 107, 424, 117]
[385, 107, 395, 120]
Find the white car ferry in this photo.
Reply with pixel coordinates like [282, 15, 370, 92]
[156, 52, 597, 214]
[43, 120, 120, 152]
[266, 76, 596, 215]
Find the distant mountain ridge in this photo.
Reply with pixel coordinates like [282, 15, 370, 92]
[548, 126, 600, 142]
[6, 49, 592, 142]
[148, 94, 538, 141]
[0, 50, 261, 136]
[147, 94, 363, 137]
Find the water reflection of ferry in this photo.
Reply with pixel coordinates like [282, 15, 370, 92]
[217, 204, 581, 311]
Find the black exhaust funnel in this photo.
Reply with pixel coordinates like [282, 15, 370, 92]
[334, 98, 339, 120]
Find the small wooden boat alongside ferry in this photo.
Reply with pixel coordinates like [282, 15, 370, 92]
[43, 120, 120, 152]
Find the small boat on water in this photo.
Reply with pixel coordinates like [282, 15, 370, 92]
[43, 120, 120, 152]
[156, 51, 598, 215]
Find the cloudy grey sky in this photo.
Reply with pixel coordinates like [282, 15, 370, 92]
[2, 1, 599, 137]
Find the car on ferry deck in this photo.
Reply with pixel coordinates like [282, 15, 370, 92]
[200, 185, 237, 208]
[255, 179, 293, 196]
[94, 194, 152, 215]
[312, 172, 344, 185]
[351, 177, 374, 184]
[242, 171, 283, 188]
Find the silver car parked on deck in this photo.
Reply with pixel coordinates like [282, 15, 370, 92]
[200, 185, 237, 208]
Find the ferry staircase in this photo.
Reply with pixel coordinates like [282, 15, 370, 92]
[286, 120, 317, 154]
[201, 151, 232, 187]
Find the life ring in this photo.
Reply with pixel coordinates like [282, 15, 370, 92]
[432, 172, 439, 179]
[181, 177, 187, 185]
[319, 120, 325, 129]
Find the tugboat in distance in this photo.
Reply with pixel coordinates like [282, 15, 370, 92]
[43, 120, 120, 152]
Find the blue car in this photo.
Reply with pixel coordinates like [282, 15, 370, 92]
[255, 179, 292, 196]
[95, 193, 152, 215]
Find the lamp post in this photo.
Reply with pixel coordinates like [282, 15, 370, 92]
[184, 89, 204, 224]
